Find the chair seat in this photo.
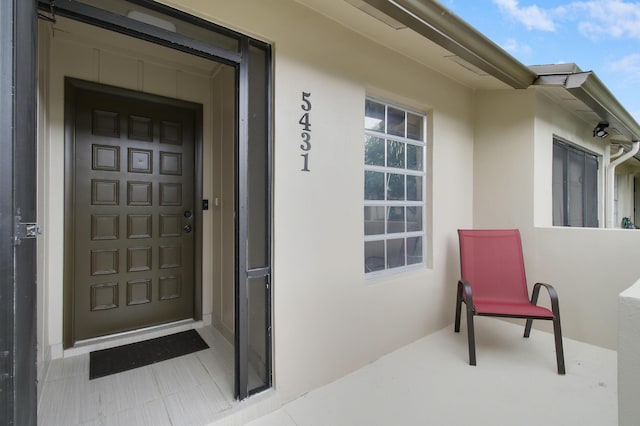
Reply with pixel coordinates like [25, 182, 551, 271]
[474, 300, 554, 318]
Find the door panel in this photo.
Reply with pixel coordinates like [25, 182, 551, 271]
[68, 81, 200, 342]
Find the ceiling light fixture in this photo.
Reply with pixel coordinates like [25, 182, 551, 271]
[593, 121, 609, 138]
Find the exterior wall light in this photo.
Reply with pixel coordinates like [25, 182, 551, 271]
[593, 121, 609, 138]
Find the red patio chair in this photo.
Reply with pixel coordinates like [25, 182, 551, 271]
[454, 229, 565, 374]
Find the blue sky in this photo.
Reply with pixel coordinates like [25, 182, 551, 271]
[443, 0, 640, 122]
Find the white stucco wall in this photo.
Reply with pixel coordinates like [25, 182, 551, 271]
[162, 0, 474, 398]
[474, 89, 640, 349]
[473, 89, 536, 229]
[618, 278, 640, 426]
[35, 0, 640, 413]
[34, 0, 477, 404]
[615, 166, 637, 227]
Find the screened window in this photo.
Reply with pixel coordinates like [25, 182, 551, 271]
[364, 98, 426, 275]
[553, 139, 598, 227]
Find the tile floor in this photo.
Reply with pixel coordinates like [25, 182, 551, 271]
[245, 319, 617, 426]
[39, 319, 618, 425]
[38, 326, 236, 425]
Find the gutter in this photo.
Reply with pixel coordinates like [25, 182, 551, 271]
[362, 1, 640, 141]
[362, 0, 537, 89]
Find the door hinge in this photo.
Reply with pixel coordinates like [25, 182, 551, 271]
[15, 211, 42, 244]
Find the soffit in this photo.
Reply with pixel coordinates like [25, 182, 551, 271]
[49, 16, 223, 77]
[294, 0, 515, 90]
[534, 74, 640, 164]
[535, 86, 612, 134]
[532, 65, 640, 143]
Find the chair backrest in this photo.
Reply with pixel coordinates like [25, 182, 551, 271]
[458, 229, 529, 304]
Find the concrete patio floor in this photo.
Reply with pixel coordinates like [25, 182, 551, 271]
[242, 319, 617, 426]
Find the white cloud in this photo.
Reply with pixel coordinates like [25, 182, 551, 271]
[567, 1, 640, 40]
[492, 0, 556, 31]
[491, 0, 640, 40]
[609, 53, 640, 79]
[606, 55, 640, 110]
[502, 38, 533, 56]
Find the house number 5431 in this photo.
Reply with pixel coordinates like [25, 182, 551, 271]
[300, 92, 311, 172]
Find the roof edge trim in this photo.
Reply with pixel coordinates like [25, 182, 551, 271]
[534, 71, 640, 141]
[362, 0, 536, 89]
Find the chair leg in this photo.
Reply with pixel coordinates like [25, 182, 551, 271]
[454, 282, 463, 332]
[529, 283, 565, 374]
[524, 318, 533, 338]
[553, 317, 566, 375]
[466, 306, 476, 366]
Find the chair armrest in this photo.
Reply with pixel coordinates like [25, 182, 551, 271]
[458, 279, 475, 313]
[531, 282, 561, 319]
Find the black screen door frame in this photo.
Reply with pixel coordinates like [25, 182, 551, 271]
[1, 0, 39, 424]
[36, 0, 272, 405]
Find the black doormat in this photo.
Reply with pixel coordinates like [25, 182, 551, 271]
[89, 329, 209, 380]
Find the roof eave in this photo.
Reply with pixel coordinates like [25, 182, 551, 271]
[534, 71, 640, 142]
[362, 0, 640, 141]
[362, 0, 537, 89]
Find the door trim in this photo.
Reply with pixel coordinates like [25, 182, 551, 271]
[63, 77, 204, 348]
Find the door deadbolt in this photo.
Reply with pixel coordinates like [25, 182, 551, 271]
[183, 224, 193, 233]
[184, 210, 192, 218]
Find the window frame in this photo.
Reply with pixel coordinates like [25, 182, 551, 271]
[364, 96, 427, 277]
[552, 138, 599, 228]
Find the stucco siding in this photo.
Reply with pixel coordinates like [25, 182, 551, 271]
[33, 0, 478, 403]
[474, 88, 640, 349]
[162, 0, 475, 397]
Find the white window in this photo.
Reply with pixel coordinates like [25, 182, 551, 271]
[364, 98, 426, 275]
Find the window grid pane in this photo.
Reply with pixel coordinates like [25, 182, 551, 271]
[365, 240, 385, 273]
[386, 206, 405, 234]
[387, 107, 405, 137]
[386, 140, 405, 169]
[365, 136, 385, 166]
[365, 100, 385, 132]
[387, 238, 405, 269]
[407, 113, 424, 141]
[407, 144, 423, 171]
[364, 97, 427, 275]
[365, 171, 385, 200]
[387, 173, 405, 201]
[407, 237, 422, 265]
[364, 206, 385, 235]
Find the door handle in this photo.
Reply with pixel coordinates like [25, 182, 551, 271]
[183, 224, 192, 233]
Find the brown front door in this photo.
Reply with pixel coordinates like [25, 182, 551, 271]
[67, 79, 201, 342]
